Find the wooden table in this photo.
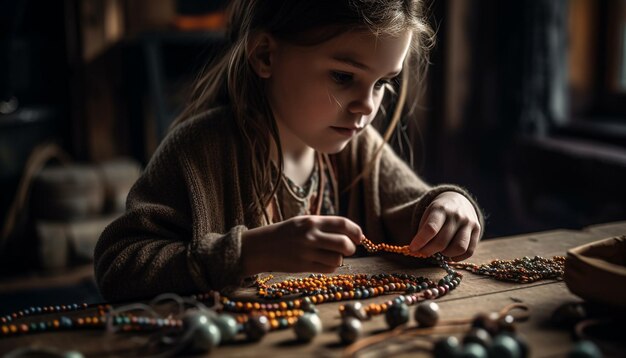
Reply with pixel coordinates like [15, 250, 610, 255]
[1, 221, 625, 357]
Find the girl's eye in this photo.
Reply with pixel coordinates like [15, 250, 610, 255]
[331, 71, 353, 85]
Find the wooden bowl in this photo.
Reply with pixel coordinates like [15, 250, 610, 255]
[564, 236, 626, 308]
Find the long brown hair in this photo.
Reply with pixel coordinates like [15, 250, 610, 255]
[172, 0, 435, 220]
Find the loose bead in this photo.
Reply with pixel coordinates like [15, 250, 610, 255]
[293, 313, 322, 342]
[501, 332, 529, 358]
[567, 340, 602, 358]
[339, 317, 362, 344]
[415, 300, 440, 327]
[245, 316, 270, 342]
[488, 334, 521, 358]
[463, 327, 492, 348]
[385, 303, 409, 329]
[62, 351, 84, 358]
[462, 342, 489, 358]
[182, 310, 221, 354]
[341, 302, 367, 321]
[213, 314, 238, 342]
[433, 336, 461, 358]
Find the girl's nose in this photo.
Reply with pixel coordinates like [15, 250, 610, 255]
[348, 88, 375, 116]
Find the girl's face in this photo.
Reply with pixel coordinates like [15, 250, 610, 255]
[264, 30, 413, 154]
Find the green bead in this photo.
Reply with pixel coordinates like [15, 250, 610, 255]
[63, 351, 85, 358]
[501, 332, 530, 358]
[489, 334, 521, 358]
[463, 327, 492, 348]
[213, 314, 238, 342]
[568, 340, 602, 358]
[182, 311, 221, 353]
[433, 336, 461, 358]
[294, 313, 323, 342]
[385, 303, 409, 329]
[461, 342, 488, 358]
[339, 317, 362, 344]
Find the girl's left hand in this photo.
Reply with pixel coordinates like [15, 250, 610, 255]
[409, 191, 481, 261]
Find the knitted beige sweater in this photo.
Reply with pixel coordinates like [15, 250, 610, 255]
[94, 107, 483, 302]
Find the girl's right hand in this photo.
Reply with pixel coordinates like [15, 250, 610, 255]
[240, 216, 363, 275]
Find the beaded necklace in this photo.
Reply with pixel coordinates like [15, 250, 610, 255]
[269, 152, 339, 223]
[198, 239, 462, 334]
[0, 239, 565, 342]
[0, 303, 182, 337]
[449, 255, 566, 283]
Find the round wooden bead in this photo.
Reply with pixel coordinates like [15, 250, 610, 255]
[182, 311, 221, 353]
[213, 314, 238, 342]
[385, 303, 409, 329]
[488, 334, 521, 358]
[294, 313, 323, 342]
[433, 336, 461, 358]
[245, 316, 270, 342]
[414, 300, 440, 327]
[342, 301, 367, 320]
[339, 317, 362, 344]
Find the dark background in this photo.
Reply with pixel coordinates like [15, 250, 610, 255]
[1, 0, 625, 256]
[0, 0, 625, 317]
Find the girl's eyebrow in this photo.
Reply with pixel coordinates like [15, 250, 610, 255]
[331, 54, 401, 77]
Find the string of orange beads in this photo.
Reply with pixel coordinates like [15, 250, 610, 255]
[1, 237, 456, 341]
[361, 236, 430, 258]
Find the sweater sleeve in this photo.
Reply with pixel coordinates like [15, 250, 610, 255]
[342, 127, 484, 247]
[94, 112, 247, 302]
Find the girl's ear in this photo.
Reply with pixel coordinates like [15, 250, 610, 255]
[247, 33, 277, 79]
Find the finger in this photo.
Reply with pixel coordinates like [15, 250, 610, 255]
[317, 216, 363, 245]
[409, 208, 446, 252]
[311, 232, 357, 256]
[450, 226, 480, 261]
[418, 217, 458, 256]
[440, 224, 472, 258]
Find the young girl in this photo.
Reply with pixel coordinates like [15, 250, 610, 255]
[95, 0, 483, 302]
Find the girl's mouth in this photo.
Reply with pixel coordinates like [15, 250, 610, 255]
[330, 126, 360, 137]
